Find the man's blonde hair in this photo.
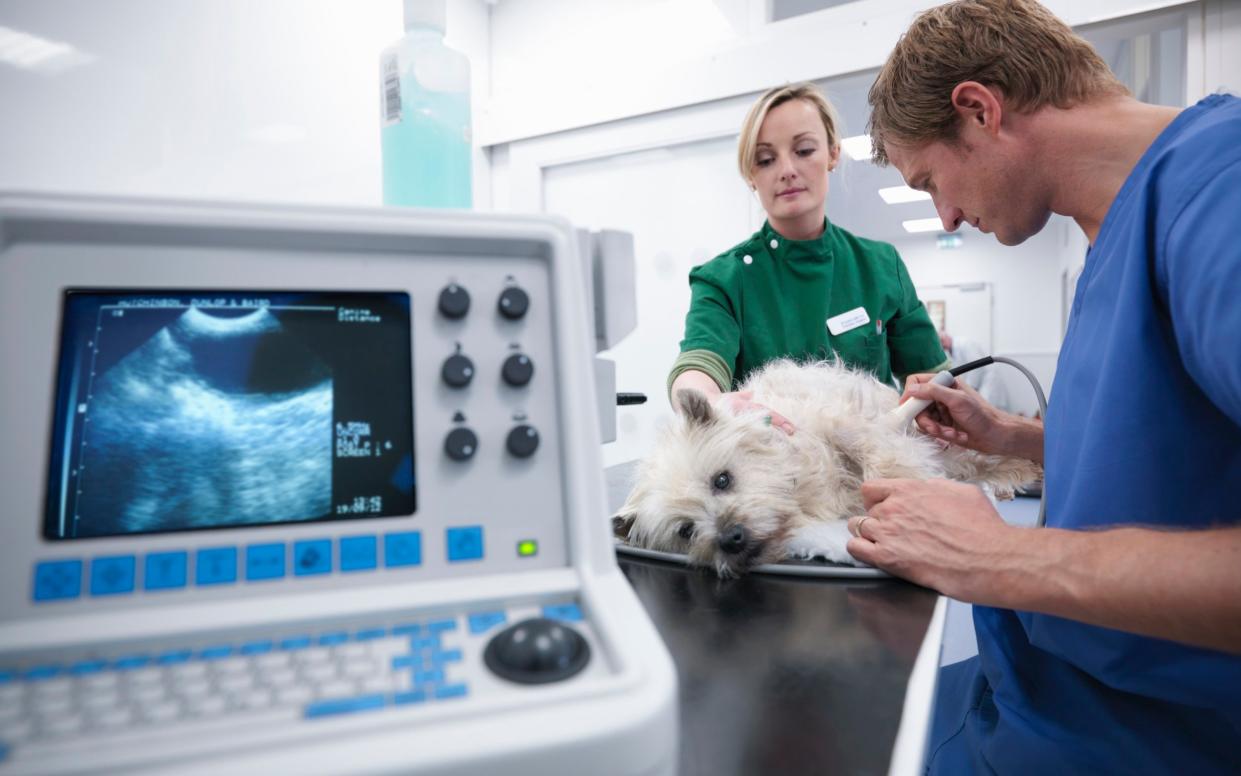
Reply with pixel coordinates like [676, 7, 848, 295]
[738, 83, 842, 183]
[867, 0, 1128, 165]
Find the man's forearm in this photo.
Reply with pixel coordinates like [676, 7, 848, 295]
[982, 523, 1241, 654]
[995, 414, 1044, 464]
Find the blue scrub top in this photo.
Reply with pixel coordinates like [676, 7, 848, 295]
[928, 94, 1241, 774]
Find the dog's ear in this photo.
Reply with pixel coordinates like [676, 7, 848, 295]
[676, 389, 714, 426]
[612, 513, 636, 540]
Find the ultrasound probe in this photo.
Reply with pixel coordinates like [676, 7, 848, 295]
[889, 356, 999, 428]
[889, 355, 1049, 526]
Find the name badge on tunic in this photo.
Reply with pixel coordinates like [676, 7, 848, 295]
[826, 306, 870, 336]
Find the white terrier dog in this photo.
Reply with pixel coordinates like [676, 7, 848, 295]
[614, 360, 1041, 577]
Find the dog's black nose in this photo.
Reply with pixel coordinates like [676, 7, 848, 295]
[718, 524, 748, 555]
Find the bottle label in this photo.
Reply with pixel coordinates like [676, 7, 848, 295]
[381, 53, 401, 126]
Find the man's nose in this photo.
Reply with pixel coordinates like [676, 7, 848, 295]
[937, 201, 964, 232]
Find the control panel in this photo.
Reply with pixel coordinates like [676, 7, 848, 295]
[4, 252, 569, 616]
[0, 194, 676, 775]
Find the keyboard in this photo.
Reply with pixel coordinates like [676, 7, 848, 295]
[0, 601, 586, 763]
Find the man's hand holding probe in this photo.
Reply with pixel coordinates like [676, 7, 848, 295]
[848, 373, 1241, 654]
[847, 374, 1042, 603]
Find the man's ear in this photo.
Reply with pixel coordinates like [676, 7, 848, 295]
[950, 81, 1004, 138]
[676, 389, 715, 426]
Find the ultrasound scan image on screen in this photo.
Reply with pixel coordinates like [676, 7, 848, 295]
[44, 291, 415, 539]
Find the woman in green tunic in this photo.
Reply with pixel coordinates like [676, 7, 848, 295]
[668, 83, 948, 432]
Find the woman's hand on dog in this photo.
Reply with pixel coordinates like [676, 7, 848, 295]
[846, 479, 1017, 604]
[671, 369, 794, 435]
[723, 390, 796, 435]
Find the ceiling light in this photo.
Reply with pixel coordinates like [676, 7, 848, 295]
[902, 218, 944, 234]
[0, 25, 93, 74]
[937, 233, 963, 250]
[879, 186, 931, 205]
[840, 135, 873, 162]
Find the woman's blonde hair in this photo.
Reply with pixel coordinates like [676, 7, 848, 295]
[737, 82, 842, 184]
[867, 0, 1127, 165]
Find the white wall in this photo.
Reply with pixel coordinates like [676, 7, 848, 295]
[543, 136, 763, 467]
[481, 0, 1198, 145]
[0, 0, 491, 207]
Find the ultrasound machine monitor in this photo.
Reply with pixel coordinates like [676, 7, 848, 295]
[0, 193, 677, 775]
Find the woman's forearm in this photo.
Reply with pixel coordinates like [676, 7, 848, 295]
[669, 369, 723, 412]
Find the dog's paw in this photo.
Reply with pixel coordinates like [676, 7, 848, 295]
[784, 521, 863, 566]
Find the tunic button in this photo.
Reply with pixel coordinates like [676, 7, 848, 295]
[769, 239, 779, 249]
[742, 255, 753, 265]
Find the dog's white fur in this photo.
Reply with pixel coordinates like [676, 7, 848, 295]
[614, 359, 1041, 577]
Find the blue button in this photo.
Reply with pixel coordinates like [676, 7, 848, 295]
[384, 532, 422, 568]
[426, 618, 457, 633]
[156, 650, 191, 666]
[446, 526, 483, 562]
[433, 649, 463, 665]
[69, 660, 105, 675]
[245, 544, 286, 581]
[240, 641, 273, 655]
[0, 671, 14, 684]
[414, 668, 444, 685]
[24, 665, 60, 681]
[33, 560, 82, 602]
[200, 646, 232, 660]
[280, 636, 312, 651]
[392, 654, 422, 670]
[435, 683, 468, 700]
[196, 547, 237, 586]
[318, 631, 348, 646]
[411, 636, 440, 651]
[294, 540, 332, 576]
[392, 689, 427, 705]
[542, 603, 584, 622]
[391, 623, 420, 637]
[144, 552, 188, 591]
[355, 628, 386, 641]
[114, 655, 150, 671]
[304, 694, 387, 719]
[90, 556, 136, 596]
[339, 536, 378, 573]
[468, 611, 507, 635]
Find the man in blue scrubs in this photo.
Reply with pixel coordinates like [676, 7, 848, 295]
[848, 0, 1241, 773]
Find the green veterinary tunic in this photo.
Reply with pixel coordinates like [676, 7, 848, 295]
[669, 219, 948, 394]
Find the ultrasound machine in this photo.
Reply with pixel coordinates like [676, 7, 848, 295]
[0, 193, 677, 774]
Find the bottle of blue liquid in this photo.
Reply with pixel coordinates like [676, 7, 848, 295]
[380, 0, 472, 208]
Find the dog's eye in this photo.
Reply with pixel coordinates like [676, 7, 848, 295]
[712, 471, 732, 491]
[677, 522, 695, 540]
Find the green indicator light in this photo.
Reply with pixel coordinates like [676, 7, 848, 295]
[517, 540, 538, 557]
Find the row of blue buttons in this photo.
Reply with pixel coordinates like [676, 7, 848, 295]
[304, 685, 469, 720]
[33, 527, 486, 602]
[0, 619, 462, 684]
[463, 603, 582, 636]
